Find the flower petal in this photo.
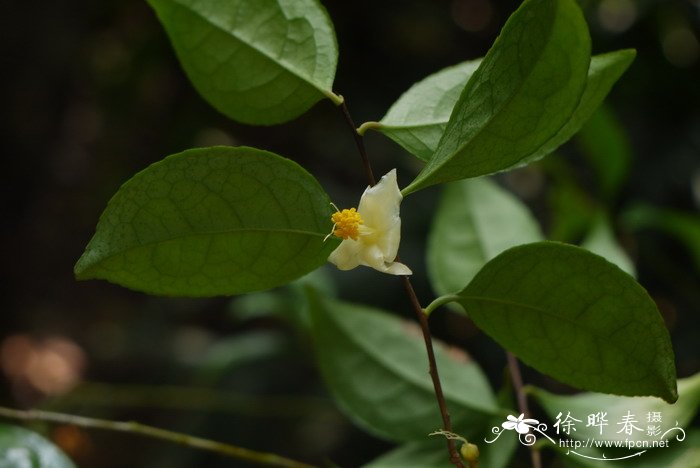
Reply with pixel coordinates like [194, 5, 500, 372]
[382, 260, 413, 275]
[358, 169, 402, 236]
[359, 169, 404, 265]
[328, 239, 362, 270]
[359, 244, 412, 275]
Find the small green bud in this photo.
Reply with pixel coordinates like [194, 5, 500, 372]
[460, 442, 479, 462]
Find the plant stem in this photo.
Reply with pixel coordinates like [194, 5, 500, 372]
[339, 100, 376, 186]
[0, 406, 316, 468]
[337, 101, 463, 468]
[402, 274, 463, 468]
[505, 352, 542, 468]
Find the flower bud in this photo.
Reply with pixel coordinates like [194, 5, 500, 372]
[460, 442, 479, 462]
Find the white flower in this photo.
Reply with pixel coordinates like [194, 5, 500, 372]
[327, 169, 412, 275]
[502, 414, 539, 434]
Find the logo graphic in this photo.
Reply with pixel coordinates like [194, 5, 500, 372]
[484, 412, 687, 462]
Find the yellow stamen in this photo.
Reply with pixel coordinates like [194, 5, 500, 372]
[330, 207, 363, 240]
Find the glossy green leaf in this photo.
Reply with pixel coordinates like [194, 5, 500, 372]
[359, 59, 482, 161]
[576, 105, 633, 199]
[530, 372, 700, 443]
[366, 49, 633, 168]
[0, 424, 75, 468]
[148, 0, 340, 125]
[308, 291, 501, 442]
[581, 215, 636, 277]
[515, 49, 636, 169]
[404, 0, 591, 194]
[75, 146, 338, 296]
[455, 242, 677, 402]
[427, 178, 543, 297]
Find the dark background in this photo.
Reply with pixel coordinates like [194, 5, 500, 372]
[1, 0, 699, 466]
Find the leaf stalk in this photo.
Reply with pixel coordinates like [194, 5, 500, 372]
[424, 294, 462, 316]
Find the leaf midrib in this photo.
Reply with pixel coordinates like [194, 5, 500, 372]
[78, 226, 327, 275]
[168, 0, 331, 97]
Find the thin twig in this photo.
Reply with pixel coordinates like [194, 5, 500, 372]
[0, 406, 316, 468]
[337, 101, 463, 468]
[506, 352, 542, 468]
[401, 274, 464, 468]
[339, 100, 376, 186]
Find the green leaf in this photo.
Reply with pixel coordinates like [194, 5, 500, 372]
[147, 0, 341, 125]
[404, 0, 591, 194]
[75, 146, 338, 296]
[514, 49, 636, 169]
[581, 215, 636, 277]
[308, 291, 501, 442]
[455, 241, 677, 402]
[359, 59, 482, 162]
[530, 371, 700, 443]
[0, 424, 75, 468]
[427, 178, 543, 297]
[364, 49, 633, 167]
[576, 105, 633, 199]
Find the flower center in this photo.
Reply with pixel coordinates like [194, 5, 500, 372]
[331, 208, 364, 240]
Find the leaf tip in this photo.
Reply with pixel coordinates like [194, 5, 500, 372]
[621, 48, 637, 58]
[617, 48, 637, 68]
[73, 253, 95, 281]
[661, 379, 679, 404]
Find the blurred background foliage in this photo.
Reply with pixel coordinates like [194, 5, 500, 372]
[1, 0, 699, 466]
